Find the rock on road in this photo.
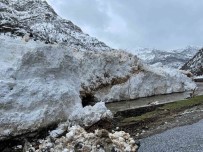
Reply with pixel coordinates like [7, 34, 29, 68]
[139, 119, 203, 152]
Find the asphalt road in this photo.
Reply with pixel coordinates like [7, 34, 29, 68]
[139, 119, 203, 152]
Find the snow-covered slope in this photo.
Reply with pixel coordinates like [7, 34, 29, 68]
[181, 49, 203, 76]
[0, 0, 110, 51]
[132, 46, 199, 68]
[0, 0, 196, 139]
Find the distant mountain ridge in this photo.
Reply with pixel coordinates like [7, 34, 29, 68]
[133, 46, 200, 68]
[181, 49, 203, 76]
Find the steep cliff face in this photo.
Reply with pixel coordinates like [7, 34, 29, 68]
[0, 0, 196, 139]
[181, 49, 203, 76]
[133, 46, 199, 68]
[0, 0, 110, 51]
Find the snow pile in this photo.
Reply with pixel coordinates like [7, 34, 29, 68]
[26, 125, 138, 152]
[70, 102, 113, 127]
[77, 49, 139, 96]
[0, 35, 114, 140]
[73, 48, 196, 103]
[193, 75, 203, 82]
[194, 75, 203, 79]
[0, 33, 196, 139]
[95, 65, 196, 102]
[0, 35, 80, 139]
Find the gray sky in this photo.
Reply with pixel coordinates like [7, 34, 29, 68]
[47, 0, 203, 50]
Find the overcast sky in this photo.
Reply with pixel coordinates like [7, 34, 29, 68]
[47, 0, 203, 50]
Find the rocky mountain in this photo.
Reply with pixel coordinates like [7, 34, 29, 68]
[181, 49, 203, 76]
[0, 0, 196, 140]
[0, 0, 110, 51]
[133, 46, 199, 68]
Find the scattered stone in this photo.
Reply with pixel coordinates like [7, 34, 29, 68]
[49, 122, 70, 138]
[17, 145, 23, 149]
[33, 125, 138, 152]
[115, 127, 120, 130]
[148, 101, 159, 106]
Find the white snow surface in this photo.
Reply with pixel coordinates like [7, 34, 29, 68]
[95, 65, 196, 102]
[0, 35, 82, 139]
[0, 35, 137, 139]
[195, 75, 203, 79]
[70, 102, 113, 127]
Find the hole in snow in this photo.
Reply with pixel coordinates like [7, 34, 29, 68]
[81, 93, 96, 107]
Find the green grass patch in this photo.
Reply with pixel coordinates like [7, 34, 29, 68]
[163, 95, 203, 111]
[121, 95, 203, 125]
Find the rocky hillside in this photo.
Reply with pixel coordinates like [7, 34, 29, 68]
[133, 46, 199, 68]
[0, 0, 110, 51]
[0, 0, 196, 141]
[181, 49, 203, 76]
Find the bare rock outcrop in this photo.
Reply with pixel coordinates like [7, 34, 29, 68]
[181, 49, 203, 76]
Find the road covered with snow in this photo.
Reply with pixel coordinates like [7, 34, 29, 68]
[139, 119, 203, 152]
